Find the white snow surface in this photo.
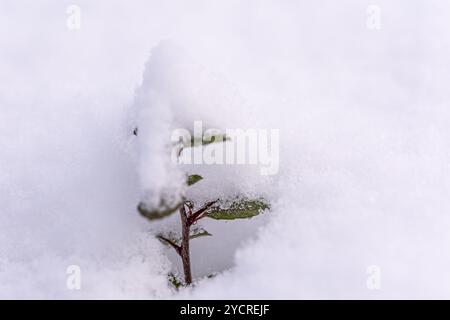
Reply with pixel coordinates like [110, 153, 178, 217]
[1, 0, 450, 299]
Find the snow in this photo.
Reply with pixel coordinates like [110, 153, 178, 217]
[2, 0, 450, 299]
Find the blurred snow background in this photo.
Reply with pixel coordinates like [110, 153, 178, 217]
[1, 0, 450, 299]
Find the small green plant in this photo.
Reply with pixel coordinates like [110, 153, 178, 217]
[168, 272, 183, 290]
[135, 127, 269, 285]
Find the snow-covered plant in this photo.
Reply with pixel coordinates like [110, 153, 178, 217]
[135, 128, 270, 285]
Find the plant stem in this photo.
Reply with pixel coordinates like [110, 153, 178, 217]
[156, 235, 181, 256]
[179, 204, 192, 285]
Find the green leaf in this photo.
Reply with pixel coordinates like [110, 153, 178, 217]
[188, 133, 229, 147]
[206, 198, 269, 220]
[137, 200, 181, 221]
[189, 227, 212, 240]
[175, 132, 229, 160]
[187, 174, 203, 186]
